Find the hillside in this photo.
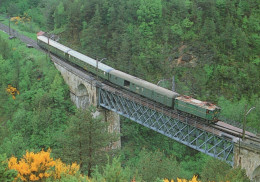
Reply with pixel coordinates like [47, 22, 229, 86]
[0, 0, 259, 181]
[2, 0, 259, 129]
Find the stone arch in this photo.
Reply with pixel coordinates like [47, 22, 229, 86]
[252, 165, 260, 182]
[77, 83, 88, 96]
[71, 83, 90, 109]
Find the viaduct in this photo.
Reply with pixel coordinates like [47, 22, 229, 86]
[52, 55, 260, 181]
[0, 22, 259, 181]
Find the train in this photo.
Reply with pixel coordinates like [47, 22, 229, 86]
[37, 32, 221, 123]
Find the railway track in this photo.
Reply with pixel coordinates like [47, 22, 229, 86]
[0, 22, 259, 144]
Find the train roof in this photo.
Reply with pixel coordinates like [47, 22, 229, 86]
[110, 70, 180, 98]
[37, 35, 71, 53]
[68, 50, 114, 73]
[176, 96, 220, 111]
[37, 35, 114, 73]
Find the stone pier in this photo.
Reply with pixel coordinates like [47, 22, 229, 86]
[54, 62, 121, 149]
[234, 139, 260, 181]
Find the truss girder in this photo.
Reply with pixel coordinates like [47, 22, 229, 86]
[98, 88, 234, 165]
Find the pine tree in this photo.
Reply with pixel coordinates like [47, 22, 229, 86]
[67, 0, 83, 43]
[90, 157, 133, 182]
[81, 5, 105, 58]
[58, 107, 118, 177]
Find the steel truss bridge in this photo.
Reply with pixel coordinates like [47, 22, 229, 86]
[98, 85, 234, 165]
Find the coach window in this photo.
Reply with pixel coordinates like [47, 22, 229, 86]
[124, 80, 130, 87]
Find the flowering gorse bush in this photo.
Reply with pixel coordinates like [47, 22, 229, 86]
[10, 13, 31, 25]
[8, 149, 80, 181]
[6, 84, 19, 99]
[8, 149, 55, 181]
[163, 175, 231, 182]
[51, 158, 80, 179]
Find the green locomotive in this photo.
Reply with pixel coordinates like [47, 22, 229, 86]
[175, 96, 221, 122]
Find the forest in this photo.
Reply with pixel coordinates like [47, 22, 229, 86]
[0, 0, 259, 181]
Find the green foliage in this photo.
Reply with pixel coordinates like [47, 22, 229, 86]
[0, 154, 17, 182]
[46, 174, 87, 182]
[219, 167, 250, 182]
[137, 0, 162, 37]
[179, 153, 208, 179]
[0, 32, 73, 158]
[91, 157, 135, 182]
[57, 107, 118, 177]
[0, 133, 26, 159]
[130, 149, 179, 181]
[218, 96, 260, 131]
[0, 36, 11, 59]
[200, 158, 231, 182]
[80, 5, 105, 58]
[182, 18, 193, 29]
[4, 0, 256, 111]
[201, 158, 250, 182]
[53, 2, 67, 30]
[120, 118, 209, 180]
[0, 0, 260, 179]
[218, 97, 248, 122]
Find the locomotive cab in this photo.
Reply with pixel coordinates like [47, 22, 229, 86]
[174, 96, 221, 123]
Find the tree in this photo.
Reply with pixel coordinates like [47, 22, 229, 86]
[0, 154, 17, 182]
[200, 158, 231, 182]
[66, 0, 83, 43]
[58, 107, 118, 177]
[0, 132, 26, 159]
[90, 157, 137, 182]
[7, 3, 20, 17]
[45, 4, 56, 31]
[0, 36, 11, 59]
[220, 167, 250, 182]
[53, 2, 67, 30]
[81, 5, 105, 58]
[200, 18, 216, 41]
[114, 33, 133, 73]
[137, 0, 162, 38]
[131, 149, 180, 181]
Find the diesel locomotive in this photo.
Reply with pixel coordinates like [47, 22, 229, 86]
[37, 32, 221, 122]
